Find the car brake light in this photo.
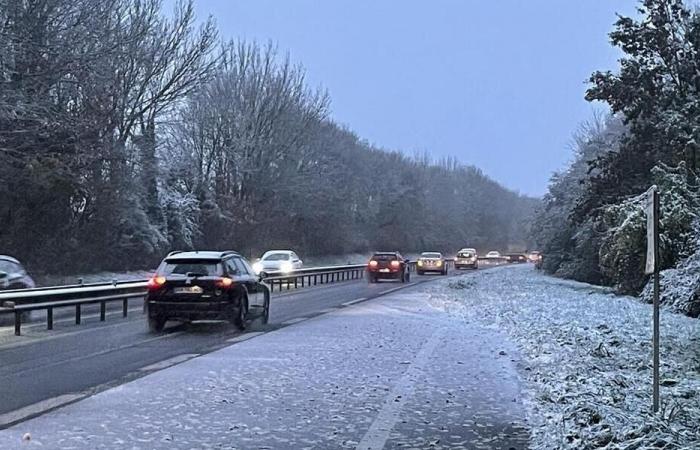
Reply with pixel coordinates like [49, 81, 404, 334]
[390, 260, 400, 268]
[216, 277, 234, 289]
[369, 260, 378, 267]
[147, 276, 166, 290]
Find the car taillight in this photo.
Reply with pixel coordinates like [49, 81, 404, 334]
[216, 277, 234, 289]
[390, 260, 400, 268]
[369, 260, 378, 267]
[147, 276, 166, 290]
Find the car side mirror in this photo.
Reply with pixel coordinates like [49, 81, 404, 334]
[0, 271, 7, 279]
[258, 274, 265, 282]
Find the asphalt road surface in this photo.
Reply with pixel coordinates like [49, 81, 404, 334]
[0, 272, 464, 426]
[0, 268, 529, 449]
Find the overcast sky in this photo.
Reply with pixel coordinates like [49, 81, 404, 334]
[185, 1, 639, 197]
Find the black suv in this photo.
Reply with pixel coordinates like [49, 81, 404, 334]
[367, 252, 411, 283]
[146, 251, 270, 333]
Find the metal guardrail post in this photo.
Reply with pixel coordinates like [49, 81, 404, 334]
[47, 307, 53, 330]
[100, 301, 106, 321]
[75, 304, 81, 325]
[14, 311, 21, 336]
[122, 298, 128, 317]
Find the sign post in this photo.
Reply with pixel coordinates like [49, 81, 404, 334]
[645, 186, 660, 413]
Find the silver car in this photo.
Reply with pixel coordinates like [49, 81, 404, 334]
[0, 255, 36, 290]
[252, 250, 303, 276]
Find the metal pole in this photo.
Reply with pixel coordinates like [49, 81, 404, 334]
[47, 307, 53, 330]
[653, 189, 661, 413]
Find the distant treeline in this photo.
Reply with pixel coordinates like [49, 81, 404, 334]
[533, 0, 700, 316]
[0, 0, 536, 275]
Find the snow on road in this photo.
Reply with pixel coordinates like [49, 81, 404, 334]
[0, 281, 529, 449]
[427, 265, 700, 449]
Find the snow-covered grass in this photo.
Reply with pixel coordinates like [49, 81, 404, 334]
[426, 265, 700, 449]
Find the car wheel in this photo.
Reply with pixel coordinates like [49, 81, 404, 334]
[233, 295, 248, 330]
[417, 270, 424, 276]
[148, 316, 165, 333]
[368, 275, 376, 283]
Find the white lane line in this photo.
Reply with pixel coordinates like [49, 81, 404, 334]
[281, 317, 308, 326]
[139, 353, 200, 372]
[0, 393, 84, 427]
[9, 331, 184, 377]
[341, 297, 367, 307]
[356, 329, 443, 450]
[226, 332, 265, 343]
[0, 307, 144, 338]
[316, 307, 339, 314]
[0, 319, 146, 351]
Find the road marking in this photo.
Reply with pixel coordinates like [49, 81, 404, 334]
[0, 319, 146, 351]
[281, 317, 308, 326]
[0, 393, 84, 428]
[316, 307, 338, 314]
[226, 332, 265, 343]
[8, 331, 184, 377]
[341, 297, 367, 306]
[138, 353, 199, 372]
[356, 329, 443, 450]
[0, 307, 144, 338]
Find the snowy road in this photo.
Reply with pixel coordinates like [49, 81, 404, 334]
[0, 271, 529, 449]
[0, 272, 467, 426]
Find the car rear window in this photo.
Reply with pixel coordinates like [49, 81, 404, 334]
[372, 254, 397, 261]
[159, 259, 222, 277]
[457, 252, 474, 258]
[263, 253, 290, 261]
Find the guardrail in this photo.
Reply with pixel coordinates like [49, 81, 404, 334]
[263, 264, 368, 292]
[0, 263, 380, 335]
[0, 257, 517, 336]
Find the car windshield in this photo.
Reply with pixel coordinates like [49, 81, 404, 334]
[263, 253, 290, 261]
[457, 252, 473, 258]
[421, 253, 441, 258]
[159, 260, 221, 277]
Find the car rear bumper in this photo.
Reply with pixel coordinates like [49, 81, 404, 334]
[368, 270, 402, 279]
[147, 300, 234, 321]
[454, 261, 478, 268]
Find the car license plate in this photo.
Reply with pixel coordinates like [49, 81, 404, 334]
[174, 286, 203, 294]
[379, 268, 390, 273]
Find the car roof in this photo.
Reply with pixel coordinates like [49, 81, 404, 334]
[262, 250, 294, 255]
[421, 252, 442, 256]
[373, 251, 399, 256]
[165, 251, 240, 261]
[0, 255, 20, 264]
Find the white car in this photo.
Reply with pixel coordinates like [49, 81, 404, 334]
[485, 251, 501, 258]
[252, 250, 303, 275]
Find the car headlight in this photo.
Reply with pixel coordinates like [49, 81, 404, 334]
[417, 260, 423, 267]
[280, 261, 294, 273]
[436, 260, 442, 267]
[252, 262, 263, 274]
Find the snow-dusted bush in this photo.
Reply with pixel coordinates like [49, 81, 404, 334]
[599, 162, 700, 295]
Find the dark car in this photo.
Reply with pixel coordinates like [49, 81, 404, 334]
[146, 251, 270, 333]
[506, 253, 527, 264]
[0, 255, 35, 290]
[416, 252, 447, 275]
[367, 252, 410, 283]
